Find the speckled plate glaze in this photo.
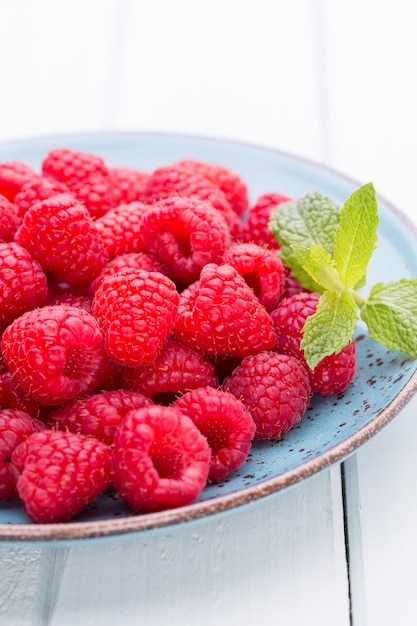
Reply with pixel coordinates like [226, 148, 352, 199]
[0, 132, 416, 543]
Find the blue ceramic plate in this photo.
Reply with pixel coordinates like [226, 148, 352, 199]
[1, 132, 417, 542]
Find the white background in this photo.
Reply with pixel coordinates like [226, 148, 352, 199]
[1, 2, 417, 625]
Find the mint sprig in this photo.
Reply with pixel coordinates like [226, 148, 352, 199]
[269, 182, 417, 369]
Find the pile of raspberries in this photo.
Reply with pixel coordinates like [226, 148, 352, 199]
[0, 148, 356, 523]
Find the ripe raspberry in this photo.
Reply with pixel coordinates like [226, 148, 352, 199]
[0, 409, 46, 500]
[223, 351, 311, 439]
[241, 192, 291, 249]
[89, 251, 162, 297]
[143, 165, 243, 239]
[41, 148, 108, 184]
[121, 337, 218, 403]
[14, 176, 70, 219]
[14, 193, 109, 287]
[174, 159, 249, 216]
[10, 430, 113, 523]
[271, 291, 357, 395]
[1, 304, 106, 405]
[66, 173, 117, 219]
[174, 387, 255, 481]
[46, 292, 91, 311]
[48, 388, 153, 444]
[91, 269, 179, 367]
[112, 405, 211, 512]
[140, 196, 230, 284]
[174, 263, 276, 357]
[108, 166, 150, 204]
[0, 161, 37, 201]
[0, 195, 19, 241]
[282, 266, 311, 299]
[94, 201, 150, 259]
[222, 242, 285, 311]
[0, 370, 48, 420]
[0, 242, 48, 328]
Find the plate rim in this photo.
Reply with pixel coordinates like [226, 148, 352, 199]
[1, 130, 416, 543]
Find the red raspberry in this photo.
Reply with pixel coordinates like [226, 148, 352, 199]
[14, 193, 109, 287]
[270, 291, 357, 395]
[10, 430, 113, 523]
[0, 195, 19, 241]
[174, 159, 249, 216]
[66, 173, 117, 219]
[91, 269, 179, 367]
[0, 161, 37, 201]
[174, 387, 255, 481]
[48, 389, 153, 444]
[14, 176, 70, 219]
[90, 251, 162, 297]
[282, 266, 311, 299]
[94, 201, 150, 259]
[143, 165, 243, 240]
[223, 351, 311, 439]
[46, 292, 91, 311]
[0, 242, 48, 328]
[1, 304, 106, 405]
[41, 148, 108, 184]
[140, 196, 230, 284]
[112, 405, 211, 512]
[222, 242, 285, 311]
[174, 263, 276, 357]
[0, 370, 48, 420]
[121, 337, 218, 403]
[108, 166, 150, 204]
[0, 409, 46, 500]
[241, 192, 291, 249]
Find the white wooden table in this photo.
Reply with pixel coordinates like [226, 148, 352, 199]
[1, 2, 417, 624]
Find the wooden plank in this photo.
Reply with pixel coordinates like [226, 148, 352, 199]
[46, 468, 349, 626]
[0, 0, 125, 142]
[115, 0, 325, 161]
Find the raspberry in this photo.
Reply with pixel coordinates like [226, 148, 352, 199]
[41, 148, 108, 184]
[282, 267, 311, 299]
[271, 291, 357, 395]
[46, 292, 91, 311]
[174, 263, 276, 357]
[94, 201, 150, 259]
[112, 405, 211, 512]
[0, 161, 37, 201]
[10, 430, 113, 523]
[223, 351, 311, 439]
[1, 304, 106, 405]
[48, 388, 153, 444]
[241, 192, 291, 249]
[0, 195, 19, 241]
[89, 251, 162, 297]
[174, 159, 249, 216]
[0, 370, 48, 420]
[14, 193, 109, 287]
[108, 166, 150, 204]
[121, 337, 218, 403]
[0, 409, 46, 500]
[143, 165, 243, 239]
[91, 269, 179, 366]
[174, 387, 255, 481]
[222, 242, 285, 311]
[0, 242, 48, 328]
[140, 196, 230, 284]
[66, 174, 117, 219]
[14, 176, 70, 219]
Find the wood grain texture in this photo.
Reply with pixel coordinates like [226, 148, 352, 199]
[46, 468, 349, 626]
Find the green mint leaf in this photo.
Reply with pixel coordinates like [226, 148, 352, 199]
[360, 278, 417, 357]
[269, 192, 340, 291]
[291, 243, 344, 292]
[301, 290, 359, 369]
[333, 182, 378, 289]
